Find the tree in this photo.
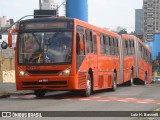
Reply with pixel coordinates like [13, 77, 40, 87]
[116, 26, 123, 32]
[130, 31, 135, 35]
[116, 26, 128, 35]
[118, 28, 128, 35]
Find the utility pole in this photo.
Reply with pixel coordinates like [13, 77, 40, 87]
[39, 0, 42, 10]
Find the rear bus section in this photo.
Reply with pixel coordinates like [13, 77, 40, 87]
[134, 37, 152, 84]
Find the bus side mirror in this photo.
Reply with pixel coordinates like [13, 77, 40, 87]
[1, 41, 8, 49]
[8, 28, 18, 47]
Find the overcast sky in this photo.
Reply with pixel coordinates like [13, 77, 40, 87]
[0, 0, 143, 32]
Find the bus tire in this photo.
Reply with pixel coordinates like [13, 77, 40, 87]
[34, 90, 46, 97]
[128, 71, 134, 86]
[81, 74, 92, 97]
[111, 73, 117, 91]
[143, 74, 147, 85]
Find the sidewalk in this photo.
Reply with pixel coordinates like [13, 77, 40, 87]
[0, 83, 34, 98]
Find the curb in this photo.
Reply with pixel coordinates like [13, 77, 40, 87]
[0, 94, 10, 98]
[0, 92, 34, 99]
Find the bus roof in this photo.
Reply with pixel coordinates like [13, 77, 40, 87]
[74, 18, 119, 38]
[19, 17, 118, 38]
[20, 17, 74, 23]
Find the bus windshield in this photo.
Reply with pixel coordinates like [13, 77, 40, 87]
[18, 31, 72, 64]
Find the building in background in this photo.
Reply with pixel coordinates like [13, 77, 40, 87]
[146, 34, 160, 77]
[0, 16, 14, 31]
[143, 0, 160, 41]
[41, 0, 58, 10]
[0, 16, 7, 28]
[135, 9, 143, 40]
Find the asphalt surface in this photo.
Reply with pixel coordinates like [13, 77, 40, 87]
[0, 83, 160, 120]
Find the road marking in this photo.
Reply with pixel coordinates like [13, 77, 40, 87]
[144, 99, 155, 101]
[80, 99, 90, 101]
[126, 98, 137, 100]
[117, 100, 128, 102]
[92, 97, 101, 98]
[8, 95, 160, 105]
[97, 100, 110, 102]
[107, 97, 117, 99]
[137, 102, 149, 104]
[9, 95, 36, 99]
[64, 97, 160, 104]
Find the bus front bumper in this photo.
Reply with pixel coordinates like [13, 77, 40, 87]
[16, 76, 79, 91]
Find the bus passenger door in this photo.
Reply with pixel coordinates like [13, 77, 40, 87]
[92, 33, 98, 89]
[76, 33, 86, 72]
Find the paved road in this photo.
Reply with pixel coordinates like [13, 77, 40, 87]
[0, 84, 160, 120]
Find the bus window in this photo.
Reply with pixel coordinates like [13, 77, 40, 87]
[111, 38, 115, 55]
[106, 36, 110, 55]
[76, 33, 80, 55]
[146, 51, 149, 63]
[100, 34, 105, 55]
[141, 46, 143, 59]
[19, 32, 72, 64]
[131, 40, 135, 55]
[124, 40, 128, 56]
[76, 33, 85, 55]
[93, 35, 97, 54]
[142, 47, 145, 60]
[145, 49, 147, 62]
[86, 30, 93, 53]
[150, 53, 152, 65]
[128, 40, 131, 56]
[80, 34, 85, 55]
[114, 39, 119, 56]
[139, 45, 142, 58]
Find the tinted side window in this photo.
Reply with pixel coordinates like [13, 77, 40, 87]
[106, 36, 110, 55]
[86, 30, 93, 53]
[100, 34, 105, 54]
[93, 35, 97, 54]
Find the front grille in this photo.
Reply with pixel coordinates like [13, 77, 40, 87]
[22, 86, 43, 89]
[22, 81, 67, 85]
[47, 86, 67, 88]
[27, 70, 61, 75]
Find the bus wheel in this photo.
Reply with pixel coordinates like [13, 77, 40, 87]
[128, 71, 134, 86]
[111, 73, 117, 91]
[34, 90, 46, 97]
[143, 74, 147, 85]
[81, 74, 92, 97]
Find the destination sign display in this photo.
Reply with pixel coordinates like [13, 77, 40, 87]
[20, 21, 73, 30]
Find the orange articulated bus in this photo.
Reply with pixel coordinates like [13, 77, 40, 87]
[2, 17, 152, 97]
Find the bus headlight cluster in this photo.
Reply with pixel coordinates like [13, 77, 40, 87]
[19, 68, 29, 76]
[59, 67, 71, 76]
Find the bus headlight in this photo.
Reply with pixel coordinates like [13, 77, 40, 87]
[59, 67, 71, 76]
[19, 69, 29, 76]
